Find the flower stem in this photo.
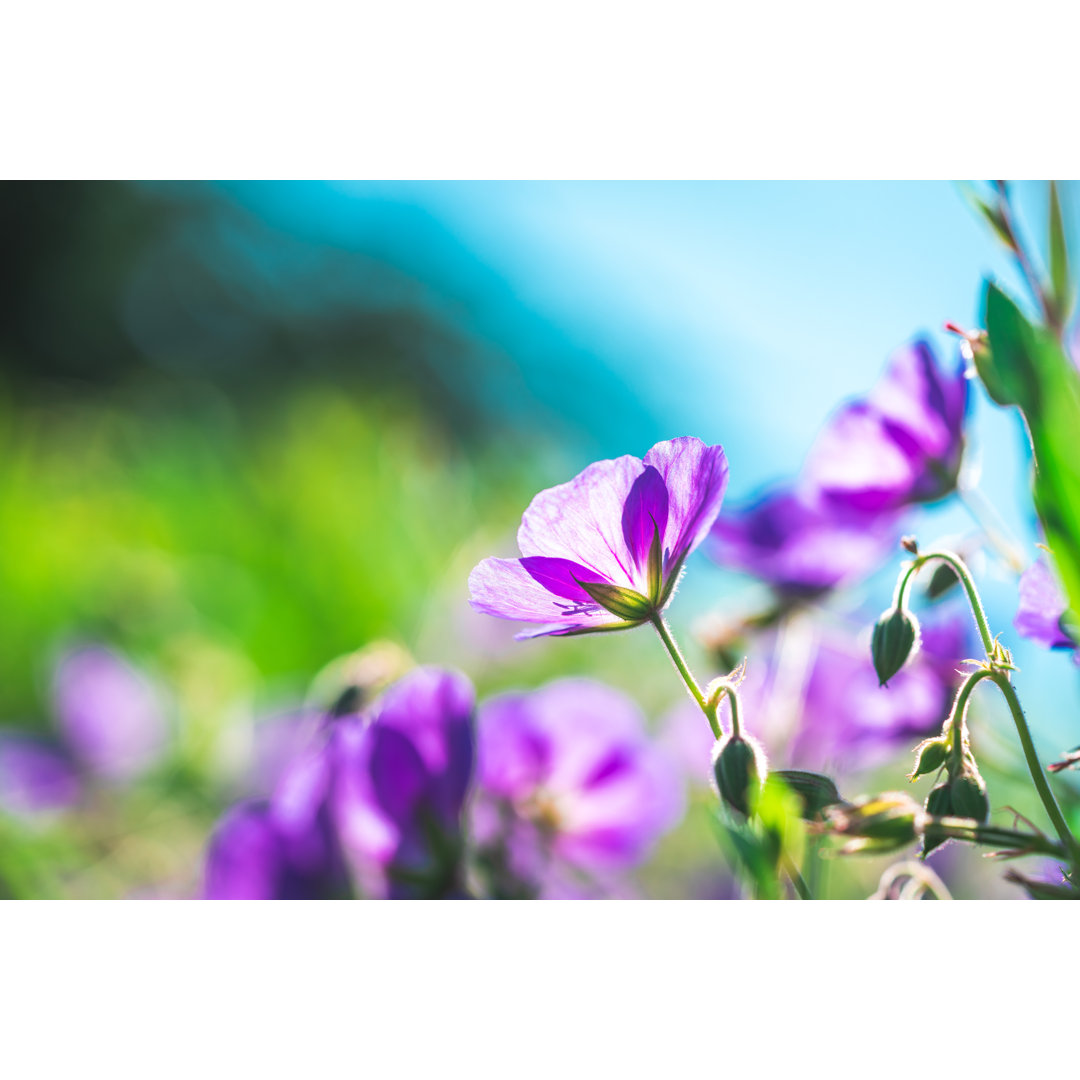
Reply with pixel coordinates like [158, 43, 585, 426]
[783, 855, 813, 900]
[897, 549, 995, 658]
[989, 671, 1080, 866]
[947, 667, 995, 769]
[922, 817, 1069, 860]
[649, 614, 719, 738]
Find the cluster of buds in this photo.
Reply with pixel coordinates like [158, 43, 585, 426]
[822, 792, 927, 856]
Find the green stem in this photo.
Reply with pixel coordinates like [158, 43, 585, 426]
[706, 679, 743, 739]
[989, 672, 1080, 865]
[923, 817, 1069, 860]
[947, 668, 995, 769]
[898, 549, 995, 658]
[649, 613, 719, 738]
[783, 855, 812, 900]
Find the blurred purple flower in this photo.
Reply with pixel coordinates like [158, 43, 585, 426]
[0, 732, 82, 818]
[469, 437, 728, 638]
[709, 486, 896, 595]
[249, 708, 325, 797]
[789, 611, 969, 773]
[204, 666, 475, 900]
[52, 646, 169, 781]
[803, 339, 969, 514]
[471, 679, 682, 897]
[1014, 558, 1076, 652]
[710, 339, 966, 594]
[331, 666, 475, 899]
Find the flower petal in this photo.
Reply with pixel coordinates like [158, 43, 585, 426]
[517, 454, 645, 586]
[643, 437, 729, 569]
[469, 556, 610, 630]
[620, 465, 669, 572]
[1015, 559, 1074, 651]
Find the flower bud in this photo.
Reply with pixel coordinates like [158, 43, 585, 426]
[909, 737, 948, 781]
[922, 782, 952, 855]
[949, 767, 989, 823]
[871, 606, 920, 686]
[774, 769, 843, 820]
[712, 732, 767, 818]
[824, 792, 925, 856]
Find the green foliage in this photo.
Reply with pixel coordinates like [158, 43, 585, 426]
[981, 283, 1080, 616]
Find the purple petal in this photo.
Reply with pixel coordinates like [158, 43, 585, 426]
[204, 802, 283, 899]
[52, 646, 169, 781]
[710, 486, 896, 593]
[516, 454, 645, 587]
[0, 732, 82, 817]
[1015, 559, 1074, 651]
[621, 465, 669, 572]
[643, 437, 729, 569]
[519, 555, 603, 601]
[802, 402, 920, 514]
[468, 556, 612, 632]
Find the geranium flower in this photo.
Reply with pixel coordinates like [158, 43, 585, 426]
[802, 339, 969, 514]
[470, 679, 682, 898]
[709, 485, 896, 595]
[1014, 557, 1076, 653]
[469, 437, 728, 638]
[0, 732, 82, 818]
[204, 666, 475, 900]
[52, 645, 170, 781]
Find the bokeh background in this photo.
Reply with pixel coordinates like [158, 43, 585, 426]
[2, 180, 1077, 898]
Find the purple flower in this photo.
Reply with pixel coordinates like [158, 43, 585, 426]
[0, 732, 82, 818]
[204, 666, 476, 900]
[710, 485, 897, 595]
[469, 437, 728, 638]
[471, 679, 682, 897]
[802, 339, 969, 514]
[1014, 558, 1076, 652]
[52, 646, 169, 781]
[331, 666, 475, 899]
[709, 339, 966, 594]
[789, 611, 969, 774]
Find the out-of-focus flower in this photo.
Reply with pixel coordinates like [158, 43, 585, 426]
[1014, 558, 1076, 652]
[710, 486, 895, 595]
[709, 339, 967, 595]
[204, 666, 475, 900]
[469, 437, 728, 638]
[471, 679, 682, 897]
[790, 612, 968, 773]
[331, 666, 474, 899]
[52, 646, 170, 781]
[803, 339, 969, 514]
[0, 732, 82, 818]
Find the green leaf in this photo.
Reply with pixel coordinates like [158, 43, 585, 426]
[983, 281, 1080, 618]
[1048, 180, 1072, 324]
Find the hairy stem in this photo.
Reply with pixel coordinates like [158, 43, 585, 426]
[897, 549, 995, 658]
[989, 672, 1080, 866]
[649, 614, 719, 738]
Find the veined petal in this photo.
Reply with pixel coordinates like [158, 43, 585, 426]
[517, 454, 645, 587]
[643, 437, 729, 569]
[469, 556, 607, 626]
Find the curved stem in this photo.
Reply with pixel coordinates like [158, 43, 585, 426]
[706, 680, 743, 739]
[649, 614, 719, 738]
[947, 667, 995, 769]
[989, 671, 1080, 865]
[898, 549, 995, 658]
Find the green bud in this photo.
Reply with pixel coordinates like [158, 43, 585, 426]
[871, 606, 920, 686]
[922, 782, 952, 855]
[926, 562, 960, 600]
[949, 768, 989, 823]
[909, 737, 949, 781]
[712, 733, 767, 818]
[825, 792, 924, 856]
[576, 580, 654, 622]
[773, 769, 843, 820]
